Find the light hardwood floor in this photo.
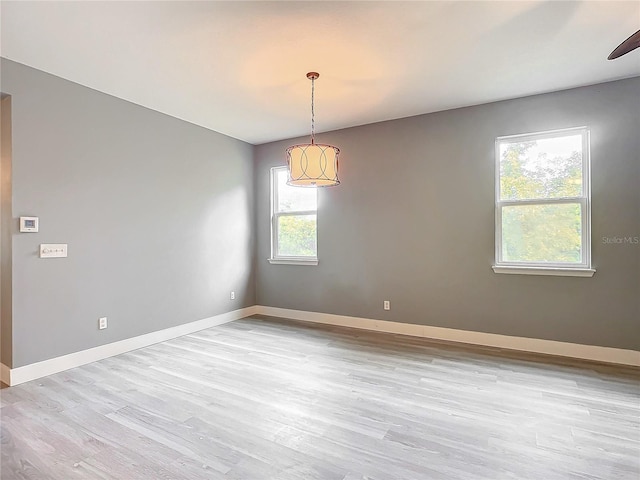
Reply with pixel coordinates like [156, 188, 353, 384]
[1, 315, 639, 479]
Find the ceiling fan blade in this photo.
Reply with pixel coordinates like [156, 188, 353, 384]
[608, 29, 640, 60]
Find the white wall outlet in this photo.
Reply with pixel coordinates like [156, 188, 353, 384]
[39, 244, 67, 258]
[99, 317, 108, 330]
[230, 291, 236, 300]
[384, 300, 390, 310]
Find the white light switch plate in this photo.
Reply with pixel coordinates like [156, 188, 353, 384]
[40, 244, 68, 258]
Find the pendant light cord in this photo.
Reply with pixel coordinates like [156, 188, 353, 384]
[310, 76, 315, 145]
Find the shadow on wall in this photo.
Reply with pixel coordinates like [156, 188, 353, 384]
[201, 185, 253, 306]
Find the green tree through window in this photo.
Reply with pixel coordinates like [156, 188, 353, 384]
[271, 167, 318, 260]
[496, 129, 590, 268]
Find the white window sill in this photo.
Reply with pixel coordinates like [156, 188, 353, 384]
[268, 258, 318, 266]
[492, 265, 596, 277]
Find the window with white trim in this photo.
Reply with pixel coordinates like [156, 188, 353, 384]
[494, 127, 593, 275]
[270, 166, 318, 264]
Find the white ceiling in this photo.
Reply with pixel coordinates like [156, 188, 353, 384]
[1, 1, 639, 145]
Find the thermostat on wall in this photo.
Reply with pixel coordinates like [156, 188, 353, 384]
[20, 216, 39, 233]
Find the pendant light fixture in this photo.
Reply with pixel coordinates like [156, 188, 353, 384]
[286, 72, 340, 187]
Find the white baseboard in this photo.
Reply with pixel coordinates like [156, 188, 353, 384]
[256, 306, 640, 367]
[4, 304, 638, 387]
[5, 306, 259, 386]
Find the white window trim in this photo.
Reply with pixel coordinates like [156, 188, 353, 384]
[492, 266, 595, 277]
[493, 127, 594, 277]
[268, 258, 319, 266]
[269, 166, 318, 266]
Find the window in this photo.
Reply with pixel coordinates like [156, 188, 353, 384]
[270, 166, 318, 265]
[494, 127, 594, 276]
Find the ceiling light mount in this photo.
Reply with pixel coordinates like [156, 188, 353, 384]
[286, 72, 340, 187]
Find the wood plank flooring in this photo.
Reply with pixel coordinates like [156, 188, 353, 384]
[1, 315, 639, 479]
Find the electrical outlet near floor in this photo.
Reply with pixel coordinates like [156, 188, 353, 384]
[383, 300, 390, 310]
[99, 317, 108, 330]
[230, 291, 236, 300]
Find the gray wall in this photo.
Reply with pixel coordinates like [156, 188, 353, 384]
[1, 95, 12, 366]
[2, 58, 638, 368]
[2, 59, 256, 368]
[255, 77, 640, 351]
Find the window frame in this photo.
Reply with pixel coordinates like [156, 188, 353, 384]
[269, 166, 318, 265]
[493, 127, 595, 277]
